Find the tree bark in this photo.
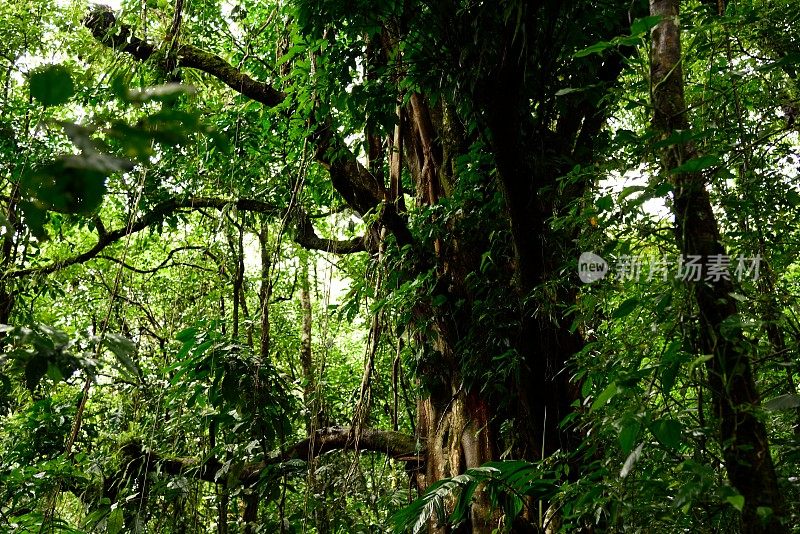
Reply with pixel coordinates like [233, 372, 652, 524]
[299, 256, 317, 483]
[649, 1, 787, 531]
[258, 219, 271, 361]
[298, 254, 331, 533]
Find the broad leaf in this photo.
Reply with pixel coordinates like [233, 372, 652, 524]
[651, 419, 682, 450]
[763, 394, 800, 411]
[591, 382, 618, 412]
[612, 297, 639, 319]
[670, 155, 719, 173]
[619, 420, 640, 454]
[29, 64, 74, 106]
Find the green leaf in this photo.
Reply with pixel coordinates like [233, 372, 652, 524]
[29, 64, 74, 107]
[23, 156, 113, 215]
[431, 294, 447, 306]
[654, 128, 714, 149]
[618, 420, 640, 454]
[192, 339, 214, 357]
[502, 493, 524, 521]
[620, 442, 644, 478]
[615, 35, 642, 47]
[20, 200, 49, 240]
[755, 52, 800, 72]
[176, 327, 198, 343]
[726, 494, 745, 512]
[756, 507, 773, 519]
[46, 362, 64, 382]
[652, 182, 673, 197]
[221, 371, 239, 403]
[555, 87, 585, 96]
[630, 15, 662, 36]
[574, 41, 612, 58]
[391, 478, 459, 533]
[651, 418, 682, 449]
[661, 360, 680, 396]
[104, 333, 136, 358]
[581, 375, 593, 398]
[591, 382, 617, 412]
[688, 353, 714, 373]
[619, 185, 646, 201]
[25, 354, 49, 391]
[103, 333, 139, 379]
[670, 155, 719, 174]
[612, 297, 639, 319]
[786, 189, 800, 207]
[107, 507, 124, 534]
[596, 195, 613, 212]
[728, 292, 748, 302]
[763, 394, 800, 411]
[451, 480, 478, 525]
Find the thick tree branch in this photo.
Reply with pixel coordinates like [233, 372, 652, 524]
[127, 427, 422, 485]
[85, 6, 285, 107]
[292, 209, 367, 254]
[4, 197, 367, 279]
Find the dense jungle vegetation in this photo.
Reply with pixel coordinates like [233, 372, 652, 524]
[1, 0, 799, 532]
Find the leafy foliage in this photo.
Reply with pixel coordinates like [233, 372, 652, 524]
[0, 0, 799, 532]
[392, 461, 557, 533]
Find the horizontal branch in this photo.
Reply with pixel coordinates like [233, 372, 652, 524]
[293, 209, 367, 254]
[97, 245, 209, 275]
[130, 427, 423, 485]
[5, 197, 367, 279]
[85, 6, 285, 107]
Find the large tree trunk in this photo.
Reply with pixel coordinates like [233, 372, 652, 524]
[649, 2, 787, 531]
[402, 92, 500, 533]
[406, 12, 631, 524]
[482, 70, 582, 463]
[474, 5, 634, 467]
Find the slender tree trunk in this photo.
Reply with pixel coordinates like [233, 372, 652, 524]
[649, 2, 787, 531]
[0, 183, 20, 326]
[299, 254, 316, 431]
[298, 254, 331, 533]
[229, 218, 245, 339]
[209, 418, 229, 534]
[217, 487, 229, 534]
[242, 493, 258, 534]
[258, 219, 271, 360]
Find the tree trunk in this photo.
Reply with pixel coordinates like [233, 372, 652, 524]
[242, 492, 258, 534]
[299, 253, 316, 431]
[299, 253, 331, 534]
[0, 184, 20, 326]
[407, 40, 618, 528]
[649, 1, 787, 531]
[258, 219, 271, 361]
